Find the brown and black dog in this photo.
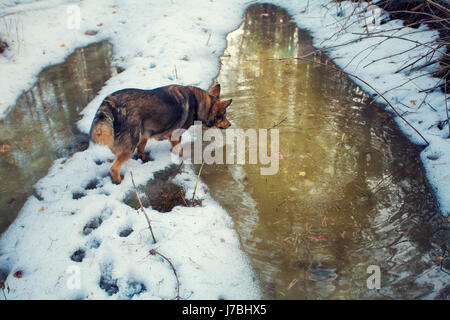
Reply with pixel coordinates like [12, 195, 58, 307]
[90, 84, 232, 184]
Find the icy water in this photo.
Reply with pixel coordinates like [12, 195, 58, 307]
[199, 4, 450, 299]
[0, 41, 114, 233]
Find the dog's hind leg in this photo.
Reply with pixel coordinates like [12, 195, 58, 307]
[136, 136, 149, 161]
[110, 150, 132, 184]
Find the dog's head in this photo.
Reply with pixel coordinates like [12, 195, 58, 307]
[205, 84, 232, 129]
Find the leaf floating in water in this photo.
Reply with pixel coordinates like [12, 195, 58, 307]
[309, 236, 327, 242]
[410, 100, 417, 106]
[0, 144, 11, 152]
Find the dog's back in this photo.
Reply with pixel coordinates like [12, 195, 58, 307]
[89, 87, 192, 152]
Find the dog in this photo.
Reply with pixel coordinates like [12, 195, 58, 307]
[89, 84, 232, 184]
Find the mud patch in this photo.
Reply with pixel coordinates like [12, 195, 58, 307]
[124, 164, 191, 213]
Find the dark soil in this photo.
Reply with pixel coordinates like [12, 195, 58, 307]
[124, 164, 201, 213]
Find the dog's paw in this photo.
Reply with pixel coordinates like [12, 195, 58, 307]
[171, 144, 183, 157]
[109, 172, 123, 185]
[134, 152, 153, 163]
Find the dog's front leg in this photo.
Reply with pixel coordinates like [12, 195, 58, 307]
[110, 151, 132, 184]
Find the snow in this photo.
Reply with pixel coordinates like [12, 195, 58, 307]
[0, 0, 448, 299]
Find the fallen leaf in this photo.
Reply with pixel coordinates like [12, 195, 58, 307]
[278, 151, 286, 159]
[97, 23, 103, 27]
[0, 144, 11, 152]
[13, 270, 23, 278]
[40, 206, 45, 212]
[60, 44, 66, 48]
[309, 236, 327, 242]
[7, 198, 16, 206]
[298, 171, 306, 177]
[268, 90, 275, 95]
[410, 100, 417, 106]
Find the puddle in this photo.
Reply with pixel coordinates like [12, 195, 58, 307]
[198, 4, 450, 299]
[0, 41, 114, 233]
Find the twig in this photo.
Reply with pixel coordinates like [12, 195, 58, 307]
[130, 171, 157, 244]
[446, 79, 449, 138]
[179, 190, 188, 207]
[269, 116, 288, 129]
[191, 161, 204, 203]
[0, 280, 7, 300]
[150, 249, 180, 300]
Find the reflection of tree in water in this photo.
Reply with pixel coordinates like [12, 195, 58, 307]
[215, 3, 447, 299]
[0, 41, 113, 233]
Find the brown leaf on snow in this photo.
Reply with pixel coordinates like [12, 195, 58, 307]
[13, 270, 23, 278]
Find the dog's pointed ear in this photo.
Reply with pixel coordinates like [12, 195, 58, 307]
[222, 99, 232, 109]
[209, 84, 221, 98]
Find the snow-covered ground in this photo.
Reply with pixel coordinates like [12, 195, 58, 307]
[0, 0, 448, 299]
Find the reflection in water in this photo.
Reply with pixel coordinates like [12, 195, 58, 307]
[200, 4, 450, 299]
[0, 41, 113, 233]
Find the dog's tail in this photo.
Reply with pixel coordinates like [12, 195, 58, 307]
[90, 99, 115, 149]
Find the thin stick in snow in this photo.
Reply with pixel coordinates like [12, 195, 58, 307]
[150, 249, 180, 300]
[130, 171, 157, 244]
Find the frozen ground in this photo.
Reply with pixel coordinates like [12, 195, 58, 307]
[0, 0, 448, 299]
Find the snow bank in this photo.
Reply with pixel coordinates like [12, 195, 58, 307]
[0, 0, 449, 299]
